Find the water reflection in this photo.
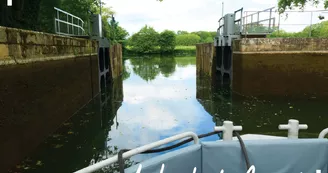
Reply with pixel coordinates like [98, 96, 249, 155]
[11, 55, 327, 173]
[11, 56, 218, 173]
[196, 75, 328, 137]
[125, 55, 196, 81]
[10, 78, 134, 173]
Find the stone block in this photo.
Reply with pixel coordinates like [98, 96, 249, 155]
[312, 38, 328, 51]
[41, 46, 51, 55]
[22, 45, 43, 59]
[0, 27, 7, 43]
[44, 34, 54, 46]
[24, 32, 38, 45]
[7, 28, 21, 44]
[0, 44, 9, 59]
[8, 45, 22, 59]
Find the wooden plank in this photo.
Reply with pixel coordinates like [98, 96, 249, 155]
[196, 43, 215, 77]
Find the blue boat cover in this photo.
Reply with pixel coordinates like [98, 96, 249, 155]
[125, 139, 328, 173]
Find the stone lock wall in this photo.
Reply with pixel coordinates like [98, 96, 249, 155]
[0, 26, 100, 172]
[0, 26, 98, 65]
[232, 38, 328, 98]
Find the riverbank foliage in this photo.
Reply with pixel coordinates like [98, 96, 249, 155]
[278, 0, 328, 13]
[269, 21, 328, 38]
[126, 26, 216, 54]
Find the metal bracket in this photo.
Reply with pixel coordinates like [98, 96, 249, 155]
[214, 121, 242, 141]
[278, 119, 308, 139]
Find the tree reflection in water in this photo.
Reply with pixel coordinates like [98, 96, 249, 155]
[128, 55, 196, 82]
[10, 77, 133, 173]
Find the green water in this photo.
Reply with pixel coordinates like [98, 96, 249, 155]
[10, 55, 328, 173]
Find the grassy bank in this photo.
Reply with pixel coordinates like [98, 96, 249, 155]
[175, 46, 196, 51]
[124, 45, 196, 56]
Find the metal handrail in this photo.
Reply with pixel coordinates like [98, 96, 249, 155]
[319, 128, 328, 139]
[74, 132, 199, 173]
[234, 8, 244, 34]
[54, 7, 85, 36]
[242, 7, 276, 34]
[217, 17, 225, 36]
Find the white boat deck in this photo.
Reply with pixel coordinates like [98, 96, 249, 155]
[233, 134, 287, 140]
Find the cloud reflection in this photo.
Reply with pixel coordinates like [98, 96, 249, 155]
[106, 57, 217, 162]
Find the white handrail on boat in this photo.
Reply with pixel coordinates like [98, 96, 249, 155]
[74, 132, 199, 173]
[319, 128, 328, 139]
[278, 119, 308, 139]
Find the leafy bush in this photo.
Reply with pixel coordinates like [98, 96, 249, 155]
[176, 34, 201, 46]
[159, 30, 176, 53]
[128, 25, 160, 53]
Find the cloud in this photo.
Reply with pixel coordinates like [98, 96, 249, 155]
[102, 0, 327, 35]
[104, 58, 219, 163]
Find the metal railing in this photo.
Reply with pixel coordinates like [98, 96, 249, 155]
[54, 7, 85, 36]
[217, 16, 225, 36]
[242, 7, 276, 35]
[234, 8, 244, 34]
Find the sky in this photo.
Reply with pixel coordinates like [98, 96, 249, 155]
[102, 0, 328, 35]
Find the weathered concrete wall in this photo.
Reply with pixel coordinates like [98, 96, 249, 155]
[0, 27, 100, 172]
[233, 38, 328, 52]
[196, 43, 216, 78]
[233, 38, 328, 98]
[110, 44, 123, 79]
[0, 26, 98, 65]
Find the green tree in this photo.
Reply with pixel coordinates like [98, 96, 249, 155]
[268, 20, 328, 38]
[278, 0, 328, 13]
[128, 25, 160, 53]
[177, 30, 189, 35]
[0, 0, 45, 31]
[159, 30, 176, 53]
[176, 34, 201, 46]
[159, 56, 176, 77]
[191, 31, 212, 42]
[106, 16, 129, 44]
[204, 37, 214, 43]
[38, 0, 61, 33]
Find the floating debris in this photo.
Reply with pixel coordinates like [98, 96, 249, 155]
[289, 106, 293, 109]
[52, 134, 62, 138]
[63, 122, 72, 126]
[68, 131, 74, 135]
[36, 161, 43, 166]
[54, 144, 63, 149]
